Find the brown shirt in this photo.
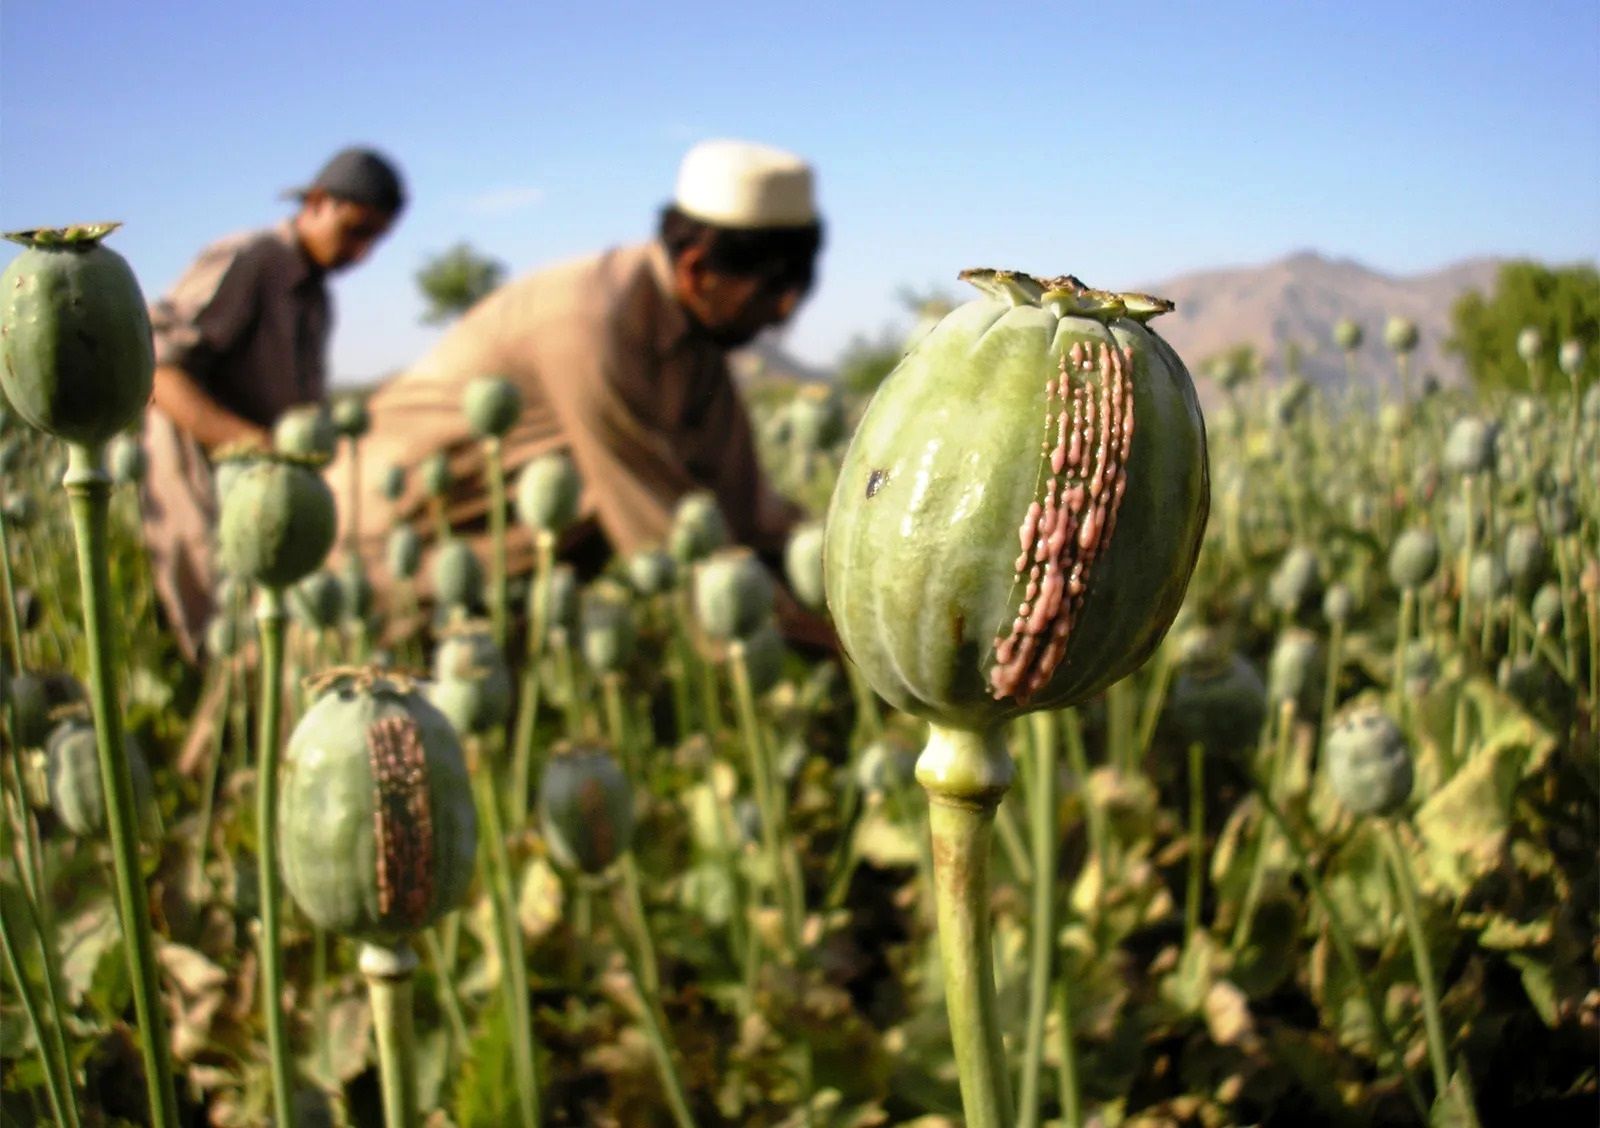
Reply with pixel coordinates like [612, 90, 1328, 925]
[328, 241, 799, 592]
[141, 221, 331, 659]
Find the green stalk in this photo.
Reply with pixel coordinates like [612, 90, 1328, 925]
[253, 584, 294, 1126]
[0, 503, 24, 667]
[1455, 476, 1475, 651]
[727, 640, 802, 943]
[1052, 965, 1083, 1128]
[1060, 710, 1106, 943]
[64, 443, 179, 1128]
[613, 866, 699, 1128]
[1391, 588, 1415, 727]
[1184, 741, 1205, 945]
[193, 658, 234, 890]
[485, 437, 509, 650]
[918, 723, 1015, 1128]
[510, 531, 554, 831]
[1015, 712, 1058, 1128]
[1378, 821, 1453, 1098]
[842, 658, 884, 744]
[361, 942, 420, 1128]
[1134, 643, 1175, 757]
[602, 674, 634, 779]
[1231, 699, 1294, 953]
[1321, 618, 1345, 736]
[314, 927, 332, 1087]
[422, 926, 473, 1056]
[1106, 679, 1135, 776]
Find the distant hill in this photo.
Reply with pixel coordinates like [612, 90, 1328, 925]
[1134, 250, 1504, 400]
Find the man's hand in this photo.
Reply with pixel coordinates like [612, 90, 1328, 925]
[152, 364, 271, 450]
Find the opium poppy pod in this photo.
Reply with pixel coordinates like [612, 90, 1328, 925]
[823, 269, 1208, 731]
[0, 224, 154, 447]
[216, 453, 337, 588]
[279, 672, 477, 943]
[538, 744, 635, 875]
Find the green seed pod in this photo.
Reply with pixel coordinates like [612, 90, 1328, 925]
[785, 384, 847, 451]
[421, 452, 451, 498]
[0, 225, 154, 446]
[855, 733, 920, 795]
[1443, 495, 1487, 552]
[1267, 546, 1322, 618]
[386, 525, 421, 580]
[1502, 522, 1547, 596]
[1401, 641, 1440, 698]
[624, 547, 676, 598]
[462, 376, 522, 439]
[428, 621, 512, 735]
[514, 450, 580, 533]
[783, 521, 826, 612]
[1322, 583, 1356, 627]
[274, 405, 337, 458]
[1530, 582, 1563, 634]
[294, 570, 345, 631]
[339, 557, 374, 622]
[1378, 402, 1408, 438]
[431, 539, 485, 611]
[1324, 704, 1413, 817]
[1443, 416, 1497, 476]
[1165, 651, 1268, 758]
[279, 672, 477, 943]
[4, 671, 54, 748]
[579, 584, 637, 674]
[380, 463, 407, 502]
[45, 716, 156, 839]
[1558, 339, 1584, 377]
[205, 613, 252, 659]
[1384, 316, 1418, 355]
[733, 619, 787, 695]
[1271, 377, 1312, 425]
[2, 491, 35, 530]
[668, 491, 730, 563]
[823, 269, 1208, 730]
[538, 744, 635, 875]
[1387, 528, 1440, 590]
[1538, 488, 1578, 538]
[694, 547, 775, 641]
[545, 564, 580, 635]
[107, 432, 147, 485]
[1267, 628, 1322, 710]
[1516, 326, 1543, 364]
[216, 454, 337, 588]
[1467, 551, 1510, 603]
[330, 395, 370, 439]
[1332, 318, 1363, 352]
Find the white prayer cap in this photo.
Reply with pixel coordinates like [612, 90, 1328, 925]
[673, 140, 818, 229]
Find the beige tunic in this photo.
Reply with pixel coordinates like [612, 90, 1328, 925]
[326, 241, 800, 608]
[140, 221, 330, 660]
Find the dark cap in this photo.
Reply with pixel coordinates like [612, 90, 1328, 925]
[289, 147, 406, 215]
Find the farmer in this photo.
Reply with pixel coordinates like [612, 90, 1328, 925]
[325, 139, 831, 645]
[140, 146, 405, 663]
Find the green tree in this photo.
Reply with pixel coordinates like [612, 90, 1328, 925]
[416, 242, 506, 324]
[836, 329, 903, 398]
[1447, 261, 1599, 396]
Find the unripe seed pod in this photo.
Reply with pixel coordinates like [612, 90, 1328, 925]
[733, 619, 787, 695]
[380, 464, 407, 502]
[385, 525, 421, 580]
[1401, 641, 1440, 698]
[1502, 522, 1547, 595]
[3, 492, 36, 529]
[0, 225, 154, 445]
[784, 521, 826, 612]
[1322, 583, 1356, 627]
[107, 432, 146, 485]
[1538, 489, 1578, 538]
[1378, 403, 1408, 438]
[421, 452, 451, 498]
[694, 547, 775, 641]
[1443, 416, 1497, 476]
[539, 743, 634, 875]
[339, 557, 374, 622]
[216, 454, 337, 588]
[294, 570, 345, 631]
[785, 385, 847, 451]
[579, 585, 637, 674]
[45, 716, 156, 839]
[1384, 316, 1418, 355]
[1267, 546, 1322, 617]
[462, 375, 522, 439]
[824, 268, 1208, 729]
[330, 395, 370, 439]
[431, 539, 484, 611]
[1558, 339, 1584, 377]
[428, 621, 512, 736]
[544, 564, 579, 635]
[1467, 551, 1510, 603]
[1165, 650, 1267, 758]
[668, 491, 729, 563]
[514, 450, 580, 533]
[274, 405, 337, 458]
[206, 613, 252, 659]
[1388, 528, 1440, 590]
[1443, 496, 1486, 552]
[1516, 326, 1543, 364]
[624, 547, 676, 597]
[1267, 628, 1322, 709]
[855, 733, 920, 795]
[1324, 703, 1413, 816]
[1530, 582, 1563, 635]
[1272, 377, 1311, 425]
[5, 671, 54, 747]
[279, 671, 477, 943]
[1333, 318, 1363, 352]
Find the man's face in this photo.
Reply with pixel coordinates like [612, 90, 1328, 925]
[675, 245, 815, 349]
[296, 191, 396, 273]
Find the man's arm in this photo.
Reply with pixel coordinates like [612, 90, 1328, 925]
[151, 364, 271, 450]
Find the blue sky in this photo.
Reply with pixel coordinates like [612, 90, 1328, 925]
[4, 1, 1597, 382]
